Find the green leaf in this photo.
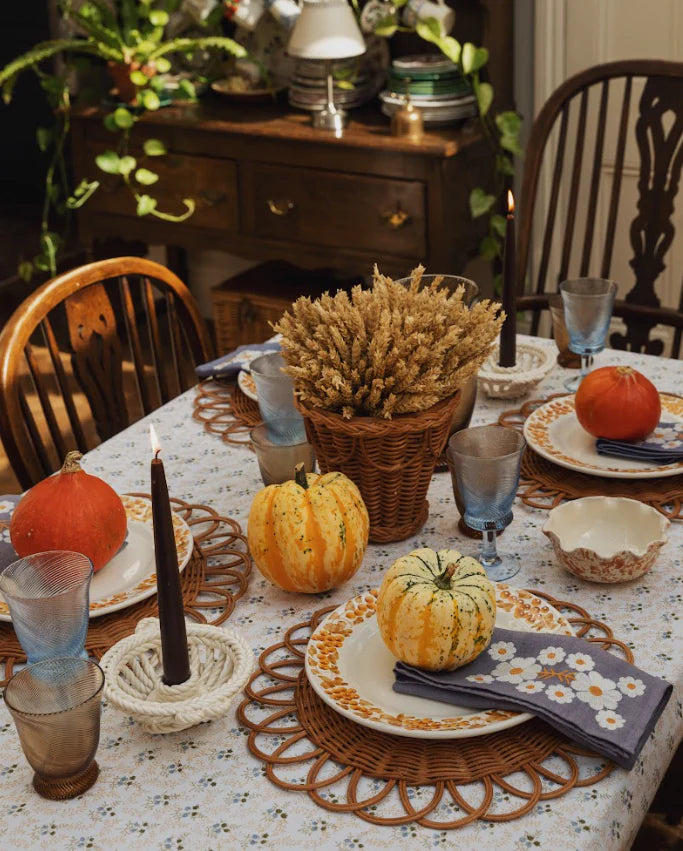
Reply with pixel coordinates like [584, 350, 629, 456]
[415, 18, 442, 45]
[155, 57, 171, 73]
[113, 106, 135, 129]
[490, 214, 507, 238]
[140, 89, 160, 110]
[462, 43, 488, 74]
[18, 261, 34, 282]
[130, 70, 148, 86]
[118, 155, 137, 176]
[336, 80, 354, 91]
[496, 153, 515, 176]
[143, 138, 167, 156]
[36, 127, 53, 152]
[495, 110, 522, 136]
[480, 235, 501, 261]
[137, 194, 157, 216]
[438, 36, 461, 65]
[66, 179, 100, 209]
[500, 133, 523, 156]
[177, 79, 196, 99]
[103, 114, 119, 132]
[148, 9, 169, 26]
[474, 80, 494, 117]
[373, 16, 398, 37]
[135, 167, 159, 185]
[95, 150, 121, 174]
[390, 0, 409, 7]
[469, 187, 496, 218]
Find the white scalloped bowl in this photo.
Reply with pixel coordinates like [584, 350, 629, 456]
[542, 496, 669, 583]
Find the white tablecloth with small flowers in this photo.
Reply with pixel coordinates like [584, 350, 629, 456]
[0, 337, 681, 851]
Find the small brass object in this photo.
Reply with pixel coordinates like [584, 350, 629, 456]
[390, 91, 423, 141]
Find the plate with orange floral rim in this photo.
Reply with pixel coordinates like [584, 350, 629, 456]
[304, 585, 574, 740]
[523, 393, 683, 479]
[0, 495, 193, 622]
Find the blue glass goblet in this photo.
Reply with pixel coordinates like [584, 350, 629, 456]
[559, 278, 617, 391]
[447, 426, 526, 582]
[0, 551, 93, 663]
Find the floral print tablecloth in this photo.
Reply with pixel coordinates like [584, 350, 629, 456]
[0, 337, 681, 851]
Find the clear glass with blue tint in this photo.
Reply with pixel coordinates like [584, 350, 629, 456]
[250, 353, 307, 445]
[560, 278, 617, 391]
[447, 425, 526, 582]
[4, 657, 104, 799]
[0, 551, 93, 663]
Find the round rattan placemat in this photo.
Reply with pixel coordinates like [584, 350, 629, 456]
[0, 497, 252, 686]
[237, 592, 629, 828]
[193, 380, 261, 447]
[500, 394, 683, 520]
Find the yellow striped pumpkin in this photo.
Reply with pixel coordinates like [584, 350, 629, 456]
[247, 466, 369, 593]
[376, 548, 496, 671]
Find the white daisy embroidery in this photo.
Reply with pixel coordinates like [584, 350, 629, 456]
[566, 652, 595, 672]
[537, 646, 566, 665]
[0, 500, 15, 514]
[596, 710, 625, 731]
[516, 681, 545, 695]
[466, 674, 493, 684]
[572, 671, 621, 711]
[492, 657, 541, 684]
[0, 528, 10, 543]
[546, 684, 574, 704]
[618, 676, 645, 697]
[488, 641, 516, 661]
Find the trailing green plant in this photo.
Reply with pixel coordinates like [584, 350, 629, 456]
[370, 7, 522, 291]
[0, 0, 245, 280]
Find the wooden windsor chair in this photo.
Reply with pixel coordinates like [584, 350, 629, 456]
[516, 59, 683, 357]
[0, 257, 214, 490]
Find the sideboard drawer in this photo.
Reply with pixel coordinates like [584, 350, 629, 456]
[82, 149, 239, 232]
[243, 163, 426, 258]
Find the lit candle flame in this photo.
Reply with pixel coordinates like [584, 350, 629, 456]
[150, 424, 161, 457]
[507, 189, 515, 214]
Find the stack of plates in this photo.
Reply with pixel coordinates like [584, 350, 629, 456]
[380, 54, 478, 125]
[289, 58, 383, 112]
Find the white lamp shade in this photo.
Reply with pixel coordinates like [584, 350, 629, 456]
[287, 0, 366, 60]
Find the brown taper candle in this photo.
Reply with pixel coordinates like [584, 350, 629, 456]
[499, 189, 517, 367]
[150, 425, 190, 686]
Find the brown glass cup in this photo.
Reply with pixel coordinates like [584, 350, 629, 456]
[4, 657, 104, 799]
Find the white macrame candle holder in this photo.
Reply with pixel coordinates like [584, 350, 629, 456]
[478, 340, 555, 400]
[100, 618, 253, 734]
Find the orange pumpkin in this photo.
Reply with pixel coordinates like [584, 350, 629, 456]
[10, 451, 127, 571]
[247, 465, 369, 593]
[574, 366, 661, 441]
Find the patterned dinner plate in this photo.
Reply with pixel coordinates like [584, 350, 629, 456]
[237, 369, 258, 401]
[523, 393, 683, 479]
[0, 495, 193, 622]
[304, 585, 573, 739]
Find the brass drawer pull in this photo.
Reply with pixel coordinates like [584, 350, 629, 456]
[198, 189, 226, 206]
[381, 204, 411, 229]
[267, 198, 295, 216]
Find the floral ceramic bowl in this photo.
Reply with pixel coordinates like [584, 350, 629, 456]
[542, 496, 669, 583]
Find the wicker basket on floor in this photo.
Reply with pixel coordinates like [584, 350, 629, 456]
[297, 392, 461, 543]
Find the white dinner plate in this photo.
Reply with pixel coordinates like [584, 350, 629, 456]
[523, 393, 683, 479]
[237, 369, 258, 401]
[0, 495, 194, 621]
[305, 584, 573, 740]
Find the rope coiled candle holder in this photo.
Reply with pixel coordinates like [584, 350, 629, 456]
[100, 618, 252, 733]
[478, 340, 555, 399]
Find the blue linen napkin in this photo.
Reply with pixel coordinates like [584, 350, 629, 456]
[596, 421, 683, 465]
[0, 495, 20, 571]
[393, 626, 672, 769]
[195, 341, 282, 380]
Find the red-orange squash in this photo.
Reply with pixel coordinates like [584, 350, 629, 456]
[10, 451, 127, 571]
[574, 365, 661, 441]
[247, 466, 369, 593]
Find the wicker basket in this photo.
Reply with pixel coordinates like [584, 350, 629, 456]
[297, 392, 461, 543]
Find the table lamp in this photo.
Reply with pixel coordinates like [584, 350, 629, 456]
[287, 0, 366, 133]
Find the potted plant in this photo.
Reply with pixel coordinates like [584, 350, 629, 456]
[0, 0, 245, 279]
[274, 265, 504, 542]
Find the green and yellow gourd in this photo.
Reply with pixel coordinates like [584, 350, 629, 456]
[376, 548, 496, 671]
[247, 465, 369, 593]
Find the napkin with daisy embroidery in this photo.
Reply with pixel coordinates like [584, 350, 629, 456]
[596, 421, 683, 465]
[393, 627, 672, 769]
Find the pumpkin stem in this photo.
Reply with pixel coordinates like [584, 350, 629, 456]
[435, 562, 457, 590]
[61, 451, 84, 474]
[294, 462, 309, 490]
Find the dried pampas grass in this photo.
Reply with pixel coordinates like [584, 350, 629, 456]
[274, 265, 504, 419]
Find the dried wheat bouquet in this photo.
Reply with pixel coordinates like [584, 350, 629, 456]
[274, 265, 505, 419]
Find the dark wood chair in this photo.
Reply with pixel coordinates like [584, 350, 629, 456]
[0, 257, 214, 490]
[516, 59, 683, 357]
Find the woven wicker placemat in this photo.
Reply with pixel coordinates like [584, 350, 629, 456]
[499, 394, 683, 520]
[193, 380, 261, 447]
[237, 592, 629, 828]
[0, 496, 252, 686]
